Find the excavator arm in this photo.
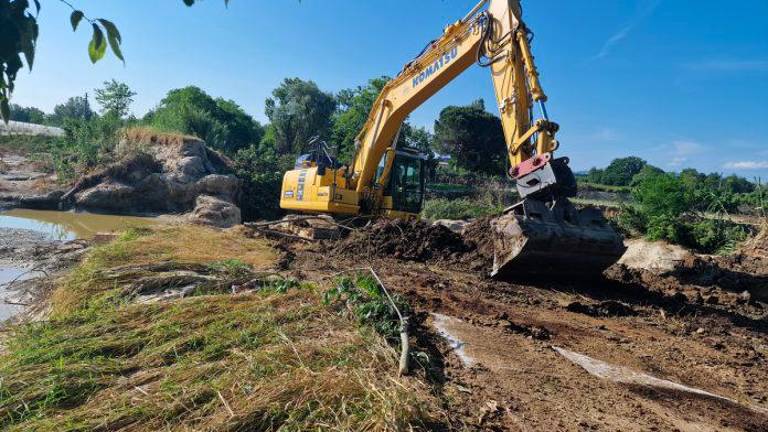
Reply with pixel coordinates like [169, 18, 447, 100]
[349, 0, 560, 199]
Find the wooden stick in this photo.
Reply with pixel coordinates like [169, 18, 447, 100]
[2, 299, 30, 306]
[250, 228, 315, 242]
[217, 391, 235, 418]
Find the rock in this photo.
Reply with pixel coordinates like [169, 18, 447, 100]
[64, 133, 242, 227]
[196, 174, 241, 201]
[189, 195, 241, 228]
[92, 232, 119, 245]
[19, 190, 65, 210]
[432, 219, 471, 234]
[705, 295, 720, 305]
[618, 238, 693, 273]
[739, 291, 752, 303]
[75, 182, 137, 211]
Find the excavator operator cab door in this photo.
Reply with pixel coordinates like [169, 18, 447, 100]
[384, 150, 427, 216]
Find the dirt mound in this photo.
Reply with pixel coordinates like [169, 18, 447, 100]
[336, 219, 470, 262]
[59, 134, 242, 227]
[461, 217, 495, 259]
[743, 223, 768, 259]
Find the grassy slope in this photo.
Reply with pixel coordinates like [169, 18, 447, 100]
[0, 226, 440, 431]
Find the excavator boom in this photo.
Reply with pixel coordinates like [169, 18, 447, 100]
[280, 0, 626, 277]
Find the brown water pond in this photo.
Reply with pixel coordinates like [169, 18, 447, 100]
[0, 208, 166, 241]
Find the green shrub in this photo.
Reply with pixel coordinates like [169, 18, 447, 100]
[146, 86, 263, 154]
[645, 214, 687, 244]
[632, 172, 690, 218]
[684, 219, 750, 254]
[421, 198, 503, 220]
[232, 142, 294, 221]
[614, 205, 646, 237]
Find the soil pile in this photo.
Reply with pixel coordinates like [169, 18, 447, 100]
[461, 217, 495, 259]
[336, 219, 470, 262]
[743, 223, 768, 260]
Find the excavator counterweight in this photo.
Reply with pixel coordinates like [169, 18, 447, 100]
[279, 0, 625, 278]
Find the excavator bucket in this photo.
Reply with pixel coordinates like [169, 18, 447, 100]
[490, 199, 626, 279]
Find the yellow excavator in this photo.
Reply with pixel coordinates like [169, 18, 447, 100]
[280, 0, 626, 277]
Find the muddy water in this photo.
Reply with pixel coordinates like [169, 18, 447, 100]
[0, 267, 26, 321]
[0, 210, 166, 322]
[0, 209, 164, 240]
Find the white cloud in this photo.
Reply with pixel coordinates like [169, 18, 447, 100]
[685, 60, 768, 72]
[667, 139, 706, 167]
[724, 161, 768, 170]
[593, 26, 633, 60]
[589, 128, 622, 142]
[592, 0, 661, 60]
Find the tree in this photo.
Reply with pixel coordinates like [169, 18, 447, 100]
[265, 78, 336, 155]
[629, 172, 691, 243]
[1, 0, 224, 122]
[9, 103, 45, 123]
[147, 86, 262, 153]
[433, 99, 506, 176]
[332, 76, 432, 163]
[50, 95, 94, 125]
[94, 79, 135, 118]
[401, 124, 433, 154]
[332, 76, 388, 161]
[630, 164, 664, 186]
[600, 157, 647, 186]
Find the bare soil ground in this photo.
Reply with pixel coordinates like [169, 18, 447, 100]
[275, 220, 768, 431]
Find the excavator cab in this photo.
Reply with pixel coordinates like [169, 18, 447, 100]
[376, 148, 427, 217]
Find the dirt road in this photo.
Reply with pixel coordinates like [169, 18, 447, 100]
[279, 224, 768, 431]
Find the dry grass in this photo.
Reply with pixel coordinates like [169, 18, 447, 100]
[744, 220, 768, 258]
[51, 225, 277, 314]
[0, 225, 444, 431]
[121, 127, 198, 148]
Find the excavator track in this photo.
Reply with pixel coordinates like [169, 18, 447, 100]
[490, 198, 626, 278]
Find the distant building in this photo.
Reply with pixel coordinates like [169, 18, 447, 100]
[0, 120, 64, 138]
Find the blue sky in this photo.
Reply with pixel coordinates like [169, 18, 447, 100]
[12, 0, 768, 177]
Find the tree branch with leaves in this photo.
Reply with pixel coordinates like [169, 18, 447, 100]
[0, 0, 225, 122]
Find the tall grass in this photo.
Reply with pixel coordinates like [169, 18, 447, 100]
[0, 226, 443, 431]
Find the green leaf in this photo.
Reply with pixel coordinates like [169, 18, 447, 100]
[98, 19, 121, 43]
[33, 0, 41, 14]
[88, 24, 107, 63]
[70, 10, 84, 31]
[98, 19, 124, 62]
[20, 18, 38, 70]
[183, 0, 195, 5]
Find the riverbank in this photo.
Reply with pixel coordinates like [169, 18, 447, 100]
[0, 226, 90, 324]
[1, 129, 244, 228]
